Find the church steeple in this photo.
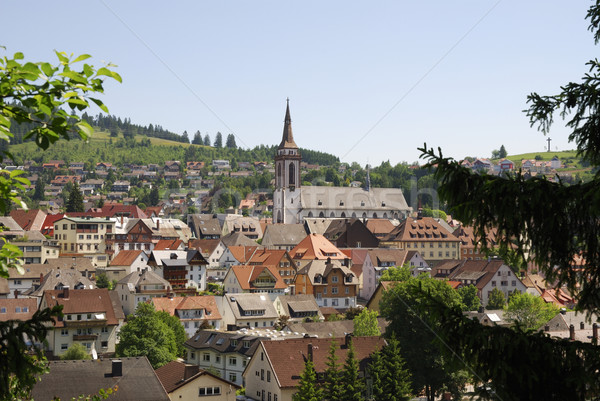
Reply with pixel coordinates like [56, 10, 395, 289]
[279, 98, 298, 149]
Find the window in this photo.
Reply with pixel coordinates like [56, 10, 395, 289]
[267, 371, 271, 382]
[501, 281, 508, 286]
[203, 353, 210, 362]
[332, 287, 338, 294]
[199, 387, 221, 396]
[229, 373, 237, 382]
[332, 299, 339, 306]
[61, 343, 68, 350]
[215, 355, 221, 363]
[101, 327, 108, 333]
[331, 275, 338, 283]
[101, 341, 108, 348]
[345, 287, 349, 294]
[61, 329, 68, 336]
[512, 281, 516, 287]
[492, 281, 496, 287]
[229, 356, 237, 366]
[261, 369, 264, 380]
[243, 340, 250, 348]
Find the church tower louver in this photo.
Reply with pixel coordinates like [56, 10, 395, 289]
[273, 99, 302, 224]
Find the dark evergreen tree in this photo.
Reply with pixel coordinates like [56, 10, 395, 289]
[182, 130, 189, 143]
[149, 186, 160, 206]
[32, 179, 45, 201]
[292, 359, 322, 401]
[323, 339, 343, 401]
[499, 144, 507, 158]
[213, 132, 223, 148]
[203, 133, 211, 146]
[66, 182, 84, 213]
[192, 130, 202, 145]
[226, 133, 237, 149]
[340, 338, 365, 401]
[370, 337, 412, 401]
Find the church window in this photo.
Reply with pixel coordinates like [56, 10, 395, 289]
[289, 163, 296, 186]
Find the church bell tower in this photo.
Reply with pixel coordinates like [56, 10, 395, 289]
[273, 99, 301, 223]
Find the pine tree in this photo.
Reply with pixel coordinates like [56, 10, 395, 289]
[32, 179, 45, 201]
[226, 133, 237, 149]
[340, 338, 365, 401]
[203, 133, 211, 146]
[66, 182, 84, 212]
[499, 144, 507, 158]
[149, 186, 160, 206]
[192, 130, 202, 145]
[370, 337, 412, 401]
[182, 130, 189, 143]
[292, 359, 322, 401]
[323, 339, 343, 401]
[213, 132, 223, 148]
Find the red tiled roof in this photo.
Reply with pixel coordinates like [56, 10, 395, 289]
[10, 209, 46, 231]
[247, 249, 290, 268]
[290, 234, 346, 260]
[110, 250, 144, 266]
[0, 298, 37, 321]
[188, 239, 221, 255]
[263, 336, 385, 388]
[383, 217, 459, 243]
[155, 360, 238, 394]
[152, 296, 221, 320]
[228, 246, 260, 263]
[230, 265, 287, 290]
[42, 289, 120, 327]
[154, 239, 183, 250]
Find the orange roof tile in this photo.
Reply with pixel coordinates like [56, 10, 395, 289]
[289, 234, 346, 260]
[110, 250, 144, 266]
[228, 246, 260, 263]
[43, 289, 120, 327]
[230, 265, 287, 290]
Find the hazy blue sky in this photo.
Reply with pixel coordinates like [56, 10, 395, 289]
[2, 1, 596, 166]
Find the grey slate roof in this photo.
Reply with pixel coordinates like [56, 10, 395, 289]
[300, 186, 410, 212]
[221, 232, 259, 247]
[185, 329, 269, 357]
[261, 224, 308, 248]
[29, 269, 95, 297]
[225, 293, 279, 321]
[31, 357, 169, 401]
[118, 269, 169, 289]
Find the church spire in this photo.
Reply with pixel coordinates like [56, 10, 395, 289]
[279, 98, 298, 149]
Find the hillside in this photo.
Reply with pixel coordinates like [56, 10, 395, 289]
[7, 129, 339, 168]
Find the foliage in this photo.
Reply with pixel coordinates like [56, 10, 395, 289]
[456, 285, 481, 312]
[213, 132, 222, 148]
[486, 287, 506, 310]
[379, 275, 467, 400]
[369, 336, 412, 401]
[419, 289, 600, 400]
[352, 309, 380, 336]
[505, 291, 560, 331]
[0, 49, 119, 400]
[499, 144, 507, 159]
[60, 343, 91, 360]
[156, 310, 187, 357]
[66, 182, 84, 212]
[225, 133, 237, 149]
[379, 264, 411, 282]
[292, 360, 322, 401]
[0, 305, 63, 400]
[116, 303, 178, 368]
[343, 306, 363, 320]
[322, 339, 343, 401]
[274, 315, 290, 331]
[420, 208, 447, 221]
[340, 338, 364, 401]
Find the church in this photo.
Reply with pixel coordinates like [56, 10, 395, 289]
[273, 100, 412, 224]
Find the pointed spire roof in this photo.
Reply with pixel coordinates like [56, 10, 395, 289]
[279, 98, 298, 149]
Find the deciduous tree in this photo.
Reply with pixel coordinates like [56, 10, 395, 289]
[60, 343, 91, 360]
[505, 291, 560, 331]
[486, 287, 506, 310]
[353, 308, 380, 336]
[457, 284, 481, 312]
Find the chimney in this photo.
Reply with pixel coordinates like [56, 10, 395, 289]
[156, 220, 160, 230]
[344, 333, 352, 347]
[593, 323, 598, 343]
[580, 321, 585, 330]
[13, 289, 18, 299]
[39, 273, 44, 284]
[62, 286, 70, 299]
[307, 343, 313, 362]
[112, 359, 122, 377]
[120, 215, 124, 226]
[569, 324, 575, 341]
[326, 257, 331, 265]
[184, 364, 198, 380]
[544, 325, 550, 332]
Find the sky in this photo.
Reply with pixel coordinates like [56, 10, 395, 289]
[2, 1, 597, 166]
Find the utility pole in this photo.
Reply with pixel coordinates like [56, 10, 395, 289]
[547, 137, 552, 152]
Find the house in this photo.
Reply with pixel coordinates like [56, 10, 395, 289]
[223, 265, 287, 298]
[498, 158, 515, 171]
[323, 218, 379, 248]
[105, 218, 155, 257]
[247, 248, 297, 286]
[365, 218, 396, 239]
[27, 269, 96, 299]
[283, 317, 388, 338]
[294, 259, 359, 309]
[185, 330, 269, 386]
[0, 298, 37, 322]
[80, 178, 105, 195]
[31, 357, 170, 401]
[117, 269, 171, 316]
[220, 293, 279, 330]
[212, 160, 231, 170]
[155, 360, 239, 401]
[261, 224, 309, 251]
[188, 239, 228, 280]
[152, 295, 223, 337]
[379, 216, 461, 265]
[223, 216, 264, 241]
[188, 214, 222, 240]
[186, 161, 206, 171]
[111, 180, 131, 192]
[365, 281, 400, 313]
[53, 216, 115, 267]
[99, 249, 149, 282]
[40, 288, 124, 357]
[148, 250, 208, 292]
[542, 310, 600, 342]
[289, 233, 348, 271]
[165, 160, 181, 172]
[9, 208, 47, 231]
[219, 245, 261, 269]
[5, 230, 60, 264]
[361, 249, 429, 300]
[244, 335, 385, 401]
[273, 294, 323, 323]
[472, 158, 492, 172]
[51, 175, 80, 187]
[447, 259, 527, 305]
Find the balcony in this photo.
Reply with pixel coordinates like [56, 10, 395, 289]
[76, 228, 98, 234]
[73, 334, 98, 341]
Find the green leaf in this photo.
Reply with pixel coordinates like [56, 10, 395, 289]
[76, 121, 94, 140]
[13, 52, 24, 60]
[54, 50, 69, 64]
[90, 97, 109, 113]
[40, 62, 54, 77]
[60, 71, 87, 83]
[72, 54, 91, 63]
[96, 67, 122, 83]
